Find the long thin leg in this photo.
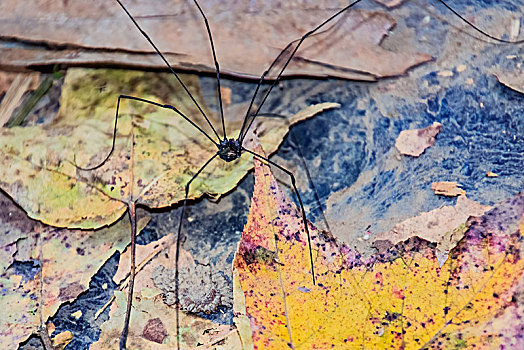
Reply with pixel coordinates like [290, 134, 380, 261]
[75, 94, 218, 171]
[238, 0, 524, 144]
[175, 153, 218, 348]
[119, 202, 136, 350]
[237, 49, 289, 141]
[237, 0, 363, 143]
[257, 112, 332, 233]
[243, 147, 316, 285]
[237, 22, 341, 142]
[193, 0, 227, 140]
[114, 0, 223, 142]
[435, 0, 524, 44]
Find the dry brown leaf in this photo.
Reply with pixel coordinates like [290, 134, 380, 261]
[0, 72, 40, 126]
[0, 1, 431, 80]
[374, 195, 490, 248]
[112, 235, 175, 286]
[395, 121, 442, 156]
[372, 0, 406, 9]
[51, 330, 73, 350]
[432, 181, 466, 197]
[0, 71, 39, 96]
[0, 47, 202, 77]
[494, 69, 524, 94]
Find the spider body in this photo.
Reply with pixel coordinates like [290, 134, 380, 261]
[217, 138, 242, 162]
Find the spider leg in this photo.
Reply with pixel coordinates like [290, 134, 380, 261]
[114, 0, 223, 142]
[73, 94, 218, 171]
[175, 153, 219, 348]
[243, 147, 316, 286]
[435, 0, 524, 44]
[193, 0, 227, 140]
[237, 0, 363, 143]
[256, 112, 331, 233]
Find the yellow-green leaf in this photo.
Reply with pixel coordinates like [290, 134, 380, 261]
[0, 68, 338, 229]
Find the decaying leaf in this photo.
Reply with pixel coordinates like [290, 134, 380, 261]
[0, 192, 149, 350]
[434, 223, 468, 267]
[0, 68, 338, 229]
[234, 148, 524, 348]
[51, 330, 73, 350]
[0, 1, 431, 80]
[395, 122, 442, 157]
[431, 181, 465, 197]
[374, 194, 490, 247]
[112, 235, 175, 287]
[0, 71, 26, 96]
[372, 0, 406, 9]
[0, 72, 40, 126]
[92, 233, 241, 349]
[494, 68, 524, 94]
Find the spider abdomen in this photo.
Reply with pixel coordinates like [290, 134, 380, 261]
[218, 138, 242, 162]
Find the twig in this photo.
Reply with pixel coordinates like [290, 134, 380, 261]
[0, 73, 38, 127]
[94, 237, 171, 320]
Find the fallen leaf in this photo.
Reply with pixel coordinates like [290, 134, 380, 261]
[372, 0, 406, 8]
[432, 181, 466, 197]
[92, 290, 218, 349]
[374, 195, 490, 246]
[112, 234, 176, 287]
[51, 330, 73, 350]
[232, 269, 254, 350]
[494, 69, 524, 94]
[0, 72, 40, 126]
[234, 148, 523, 348]
[0, 1, 431, 80]
[434, 223, 468, 267]
[438, 70, 454, 77]
[0, 71, 39, 97]
[0, 68, 337, 229]
[92, 233, 242, 349]
[71, 310, 82, 319]
[0, 191, 149, 350]
[142, 318, 168, 344]
[395, 121, 442, 157]
[0, 46, 375, 83]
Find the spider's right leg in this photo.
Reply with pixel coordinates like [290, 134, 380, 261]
[243, 147, 317, 285]
[256, 112, 332, 233]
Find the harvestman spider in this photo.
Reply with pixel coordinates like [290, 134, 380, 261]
[72, 0, 523, 348]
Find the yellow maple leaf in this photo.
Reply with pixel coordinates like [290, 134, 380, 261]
[234, 146, 524, 349]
